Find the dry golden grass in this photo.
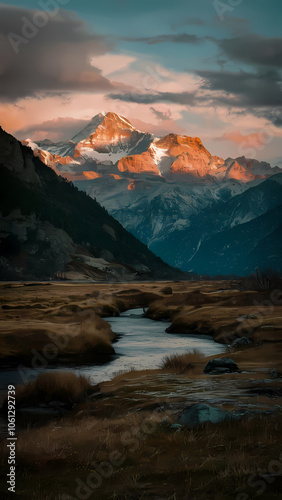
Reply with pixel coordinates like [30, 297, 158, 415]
[16, 371, 91, 405]
[1, 407, 281, 499]
[0, 306, 115, 360]
[66, 313, 115, 354]
[160, 349, 205, 373]
[225, 342, 282, 373]
[68, 330, 114, 354]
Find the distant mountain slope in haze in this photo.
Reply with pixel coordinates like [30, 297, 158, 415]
[0, 126, 175, 281]
[188, 204, 282, 275]
[149, 174, 282, 275]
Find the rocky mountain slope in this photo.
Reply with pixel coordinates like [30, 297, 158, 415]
[189, 202, 282, 276]
[149, 173, 282, 275]
[0, 126, 176, 281]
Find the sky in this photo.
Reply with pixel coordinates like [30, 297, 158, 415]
[0, 0, 282, 162]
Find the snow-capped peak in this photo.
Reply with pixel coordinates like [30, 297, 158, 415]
[71, 112, 137, 145]
[23, 138, 39, 151]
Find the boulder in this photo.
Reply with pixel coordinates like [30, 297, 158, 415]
[204, 358, 240, 375]
[231, 337, 252, 349]
[179, 403, 238, 427]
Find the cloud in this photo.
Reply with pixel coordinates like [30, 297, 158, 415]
[219, 130, 270, 148]
[218, 34, 282, 68]
[129, 117, 185, 137]
[257, 110, 282, 127]
[123, 33, 203, 45]
[109, 67, 282, 117]
[0, 4, 117, 101]
[197, 69, 282, 108]
[108, 90, 197, 105]
[150, 107, 172, 120]
[91, 54, 136, 77]
[16, 117, 90, 142]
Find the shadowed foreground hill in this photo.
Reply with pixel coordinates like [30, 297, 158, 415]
[0, 127, 176, 281]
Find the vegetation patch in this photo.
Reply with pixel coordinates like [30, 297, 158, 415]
[16, 371, 91, 406]
[161, 349, 204, 373]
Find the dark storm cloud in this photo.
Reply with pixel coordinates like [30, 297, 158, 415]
[123, 33, 203, 45]
[256, 110, 282, 128]
[109, 67, 282, 110]
[197, 69, 282, 107]
[218, 34, 282, 68]
[109, 66, 282, 127]
[0, 4, 116, 101]
[107, 90, 197, 105]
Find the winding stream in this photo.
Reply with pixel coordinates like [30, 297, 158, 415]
[0, 308, 226, 388]
[63, 308, 226, 384]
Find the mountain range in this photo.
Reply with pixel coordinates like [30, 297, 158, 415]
[24, 112, 281, 182]
[0, 126, 176, 281]
[21, 113, 282, 275]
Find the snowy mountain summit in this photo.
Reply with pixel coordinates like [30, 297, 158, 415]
[24, 112, 281, 183]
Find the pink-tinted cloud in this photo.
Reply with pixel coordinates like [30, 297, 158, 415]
[16, 117, 90, 142]
[221, 130, 270, 148]
[91, 54, 136, 77]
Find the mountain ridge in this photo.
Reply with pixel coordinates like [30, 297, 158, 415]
[23, 112, 281, 183]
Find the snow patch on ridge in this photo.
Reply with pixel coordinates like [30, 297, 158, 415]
[24, 138, 38, 151]
[79, 147, 128, 163]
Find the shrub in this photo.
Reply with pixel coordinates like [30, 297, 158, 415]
[160, 349, 204, 373]
[239, 269, 282, 291]
[17, 371, 90, 405]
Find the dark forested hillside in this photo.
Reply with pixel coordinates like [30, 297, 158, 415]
[0, 128, 176, 280]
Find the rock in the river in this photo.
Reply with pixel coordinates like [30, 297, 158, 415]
[204, 358, 240, 375]
[231, 337, 252, 349]
[179, 403, 238, 427]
